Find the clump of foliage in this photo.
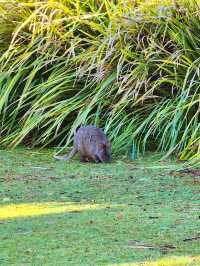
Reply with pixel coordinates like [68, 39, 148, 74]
[0, 0, 199, 164]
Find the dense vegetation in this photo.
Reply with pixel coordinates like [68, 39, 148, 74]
[0, 0, 199, 163]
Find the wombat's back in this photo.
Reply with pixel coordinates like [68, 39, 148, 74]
[75, 125, 107, 143]
[74, 125, 111, 162]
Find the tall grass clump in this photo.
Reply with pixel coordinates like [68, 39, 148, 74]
[0, 0, 199, 164]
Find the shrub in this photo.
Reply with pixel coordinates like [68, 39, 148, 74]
[0, 0, 199, 164]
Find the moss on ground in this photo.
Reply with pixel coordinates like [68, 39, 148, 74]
[0, 148, 199, 265]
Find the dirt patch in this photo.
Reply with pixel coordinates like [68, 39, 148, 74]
[170, 168, 200, 177]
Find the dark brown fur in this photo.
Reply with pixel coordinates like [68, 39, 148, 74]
[54, 125, 111, 163]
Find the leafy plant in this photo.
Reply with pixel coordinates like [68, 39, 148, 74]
[0, 0, 199, 164]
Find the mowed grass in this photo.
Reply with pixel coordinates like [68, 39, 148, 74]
[0, 148, 199, 266]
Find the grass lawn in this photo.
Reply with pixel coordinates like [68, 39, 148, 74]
[0, 148, 199, 266]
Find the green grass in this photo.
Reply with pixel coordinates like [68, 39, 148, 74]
[0, 148, 199, 265]
[0, 0, 200, 164]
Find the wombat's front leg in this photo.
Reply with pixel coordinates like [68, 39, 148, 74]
[94, 155, 102, 163]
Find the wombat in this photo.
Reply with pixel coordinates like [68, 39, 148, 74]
[54, 125, 111, 163]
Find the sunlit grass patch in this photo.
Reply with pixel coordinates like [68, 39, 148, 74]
[0, 202, 119, 220]
[110, 256, 200, 266]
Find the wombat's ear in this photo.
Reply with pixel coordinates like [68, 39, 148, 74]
[98, 143, 106, 149]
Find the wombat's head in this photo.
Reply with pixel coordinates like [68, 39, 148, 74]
[97, 142, 111, 163]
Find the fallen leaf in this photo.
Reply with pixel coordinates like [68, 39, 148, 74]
[86, 220, 95, 225]
[116, 213, 123, 219]
[2, 197, 10, 202]
[95, 175, 112, 179]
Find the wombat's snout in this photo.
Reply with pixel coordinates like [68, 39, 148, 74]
[98, 149, 111, 163]
[105, 152, 111, 162]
